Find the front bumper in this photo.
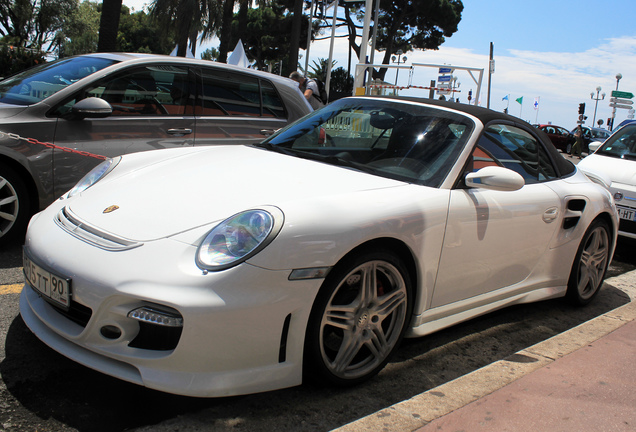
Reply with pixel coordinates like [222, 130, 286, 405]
[20, 211, 324, 397]
[611, 184, 636, 239]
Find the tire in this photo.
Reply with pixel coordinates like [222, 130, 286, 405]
[0, 163, 31, 245]
[304, 250, 412, 386]
[566, 219, 611, 305]
[566, 143, 572, 154]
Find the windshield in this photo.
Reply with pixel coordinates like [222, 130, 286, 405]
[591, 129, 609, 139]
[0, 56, 117, 106]
[258, 98, 474, 187]
[596, 124, 636, 160]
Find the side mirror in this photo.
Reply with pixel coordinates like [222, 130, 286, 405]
[69, 97, 113, 119]
[465, 166, 525, 191]
[588, 141, 603, 153]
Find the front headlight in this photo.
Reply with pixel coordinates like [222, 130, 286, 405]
[196, 207, 284, 271]
[67, 157, 121, 198]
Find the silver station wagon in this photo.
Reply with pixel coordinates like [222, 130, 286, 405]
[0, 53, 312, 244]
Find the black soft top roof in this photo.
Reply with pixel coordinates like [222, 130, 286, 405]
[358, 95, 576, 177]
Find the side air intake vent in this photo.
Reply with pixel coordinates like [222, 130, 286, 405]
[563, 199, 587, 230]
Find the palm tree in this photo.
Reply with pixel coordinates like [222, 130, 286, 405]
[97, 0, 122, 52]
[151, 0, 221, 57]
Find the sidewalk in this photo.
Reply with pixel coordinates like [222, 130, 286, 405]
[335, 271, 636, 432]
[416, 318, 636, 432]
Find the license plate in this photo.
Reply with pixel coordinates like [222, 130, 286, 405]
[23, 251, 71, 310]
[617, 206, 636, 222]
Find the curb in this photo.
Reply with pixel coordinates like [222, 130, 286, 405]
[333, 272, 636, 432]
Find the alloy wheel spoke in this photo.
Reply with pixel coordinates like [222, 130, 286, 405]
[0, 211, 16, 222]
[365, 327, 390, 359]
[332, 333, 364, 373]
[0, 195, 17, 206]
[360, 262, 378, 308]
[324, 304, 357, 331]
[373, 288, 406, 321]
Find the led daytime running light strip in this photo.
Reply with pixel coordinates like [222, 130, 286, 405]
[128, 307, 183, 327]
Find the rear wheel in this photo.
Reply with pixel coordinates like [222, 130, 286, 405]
[0, 164, 31, 245]
[304, 250, 412, 386]
[566, 219, 611, 305]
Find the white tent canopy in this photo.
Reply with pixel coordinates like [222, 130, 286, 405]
[227, 39, 250, 68]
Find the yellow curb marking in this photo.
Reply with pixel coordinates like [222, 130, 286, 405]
[1, 284, 23, 294]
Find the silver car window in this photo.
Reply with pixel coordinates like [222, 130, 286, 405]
[53, 65, 194, 117]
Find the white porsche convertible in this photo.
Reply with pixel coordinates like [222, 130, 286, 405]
[20, 96, 618, 397]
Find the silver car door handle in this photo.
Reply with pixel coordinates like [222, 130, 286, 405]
[167, 128, 193, 136]
[543, 206, 559, 223]
[260, 129, 277, 136]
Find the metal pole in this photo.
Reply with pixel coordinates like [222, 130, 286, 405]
[304, 0, 315, 75]
[353, 0, 373, 93]
[325, 0, 338, 100]
[487, 42, 493, 109]
[611, 73, 622, 131]
[369, 0, 379, 65]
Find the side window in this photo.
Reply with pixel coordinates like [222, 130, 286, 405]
[199, 68, 260, 116]
[198, 68, 287, 119]
[261, 80, 286, 118]
[472, 124, 557, 184]
[97, 66, 192, 116]
[52, 65, 193, 117]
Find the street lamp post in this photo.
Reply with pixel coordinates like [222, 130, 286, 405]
[590, 86, 605, 127]
[391, 50, 407, 86]
[611, 73, 623, 131]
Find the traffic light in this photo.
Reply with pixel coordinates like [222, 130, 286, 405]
[578, 103, 586, 114]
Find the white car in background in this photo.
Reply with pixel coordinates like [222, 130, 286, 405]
[579, 122, 636, 239]
[21, 96, 618, 397]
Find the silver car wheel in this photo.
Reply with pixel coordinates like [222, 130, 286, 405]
[567, 220, 611, 305]
[0, 174, 19, 238]
[576, 225, 610, 300]
[318, 259, 408, 381]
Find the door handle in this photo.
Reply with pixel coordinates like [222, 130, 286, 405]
[260, 129, 277, 137]
[167, 128, 193, 136]
[543, 206, 559, 223]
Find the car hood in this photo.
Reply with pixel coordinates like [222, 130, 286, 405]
[65, 146, 407, 241]
[578, 154, 636, 186]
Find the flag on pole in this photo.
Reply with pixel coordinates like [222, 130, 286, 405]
[502, 94, 509, 101]
[533, 97, 540, 110]
[516, 96, 523, 105]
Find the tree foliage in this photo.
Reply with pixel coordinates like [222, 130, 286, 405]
[0, 45, 46, 77]
[342, 0, 463, 79]
[150, 0, 221, 57]
[0, 0, 78, 51]
[117, 6, 174, 54]
[57, 0, 100, 56]
[230, 1, 309, 71]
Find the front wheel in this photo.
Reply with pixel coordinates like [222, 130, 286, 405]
[304, 250, 412, 386]
[0, 164, 32, 245]
[566, 219, 611, 305]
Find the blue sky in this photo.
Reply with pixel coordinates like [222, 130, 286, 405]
[124, 0, 636, 128]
